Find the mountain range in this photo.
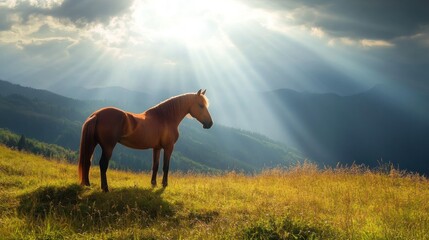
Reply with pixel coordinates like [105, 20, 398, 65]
[0, 79, 303, 172]
[262, 86, 429, 174]
[1, 79, 428, 175]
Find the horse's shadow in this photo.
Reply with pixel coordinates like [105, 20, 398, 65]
[18, 184, 177, 230]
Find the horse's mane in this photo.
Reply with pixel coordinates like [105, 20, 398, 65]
[147, 93, 208, 119]
[147, 93, 209, 118]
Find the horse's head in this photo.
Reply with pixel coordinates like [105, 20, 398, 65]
[189, 89, 213, 129]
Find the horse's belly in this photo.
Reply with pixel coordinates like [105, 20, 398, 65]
[118, 126, 161, 149]
[119, 136, 158, 150]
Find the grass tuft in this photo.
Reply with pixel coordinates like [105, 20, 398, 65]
[18, 184, 176, 232]
[243, 217, 336, 240]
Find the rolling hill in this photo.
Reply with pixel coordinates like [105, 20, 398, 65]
[0, 79, 303, 172]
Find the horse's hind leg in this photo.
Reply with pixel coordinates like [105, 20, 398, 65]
[151, 148, 161, 187]
[99, 147, 113, 192]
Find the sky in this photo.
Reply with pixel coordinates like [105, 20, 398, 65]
[1, 0, 428, 96]
[1, 0, 429, 141]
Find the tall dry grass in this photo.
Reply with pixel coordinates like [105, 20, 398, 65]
[1, 145, 428, 239]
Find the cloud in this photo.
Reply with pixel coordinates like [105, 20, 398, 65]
[360, 39, 394, 48]
[0, 0, 138, 59]
[396, 26, 429, 48]
[310, 27, 324, 38]
[335, 37, 355, 46]
[49, 0, 134, 26]
[0, 8, 14, 30]
[1, 0, 134, 29]
[248, 0, 429, 43]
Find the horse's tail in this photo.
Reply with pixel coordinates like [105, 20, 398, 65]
[78, 114, 97, 186]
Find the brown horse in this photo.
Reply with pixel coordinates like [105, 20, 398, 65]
[78, 89, 213, 192]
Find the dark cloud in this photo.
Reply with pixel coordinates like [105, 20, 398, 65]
[0, 9, 13, 30]
[382, 38, 429, 91]
[307, 1, 429, 40]
[249, 0, 429, 40]
[241, 0, 429, 93]
[50, 0, 134, 25]
[1, 0, 134, 29]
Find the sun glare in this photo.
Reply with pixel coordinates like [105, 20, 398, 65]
[132, 0, 248, 47]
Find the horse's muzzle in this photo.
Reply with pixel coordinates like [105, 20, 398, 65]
[203, 121, 213, 129]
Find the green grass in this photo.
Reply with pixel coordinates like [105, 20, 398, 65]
[1, 144, 428, 239]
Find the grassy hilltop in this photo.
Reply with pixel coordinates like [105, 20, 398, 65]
[1, 145, 428, 239]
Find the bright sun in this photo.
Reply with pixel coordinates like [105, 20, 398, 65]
[132, 0, 248, 47]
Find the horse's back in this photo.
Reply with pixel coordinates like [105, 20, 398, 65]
[91, 107, 129, 146]
[92, 107, 127, 125]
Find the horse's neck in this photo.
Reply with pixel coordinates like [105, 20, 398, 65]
[148, 94, 192, 126]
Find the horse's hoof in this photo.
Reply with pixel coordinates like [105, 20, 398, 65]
[81, 182, 90, 186]
[162, 183, 168, 188]
[151, 180, 157, 187]
[102, 187, 109, 192]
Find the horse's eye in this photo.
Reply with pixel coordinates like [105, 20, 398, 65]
[199, 104, 204, 109]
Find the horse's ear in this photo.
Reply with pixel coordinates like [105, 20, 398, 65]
[202, 89, 206, 95]
[197, 89, 202, 95]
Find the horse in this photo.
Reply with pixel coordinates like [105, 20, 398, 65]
[78, 89, 213, 192]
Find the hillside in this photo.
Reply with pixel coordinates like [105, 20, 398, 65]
[0, 79, 303, 172]
[0, 79, 78, 105]
[0, 128, 76, 161]
[1, 145, 428, 239]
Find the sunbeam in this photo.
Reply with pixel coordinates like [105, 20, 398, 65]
[1, 0, 428, 171]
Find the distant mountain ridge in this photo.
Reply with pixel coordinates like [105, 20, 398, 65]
[0, 79, 303, 172]
[0, 79, 77, 104]
[52, 85, 177, 113]
[262, 85, 429, 174]
[3, 78, 427, 174]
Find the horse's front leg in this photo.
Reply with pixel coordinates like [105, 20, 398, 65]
[162, 145, 174, 188]
[151, 148, 161, 187]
